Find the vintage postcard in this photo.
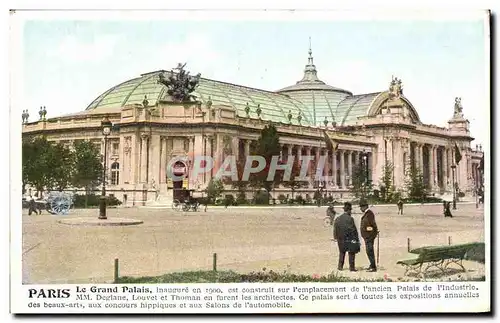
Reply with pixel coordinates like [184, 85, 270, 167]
[10, 9, 490, 314]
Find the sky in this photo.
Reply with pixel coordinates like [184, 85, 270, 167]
[17, 10, 489, 146]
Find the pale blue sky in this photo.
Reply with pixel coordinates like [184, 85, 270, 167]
[21, 13, 488, 145]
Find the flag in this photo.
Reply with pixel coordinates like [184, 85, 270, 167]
[454, 143, 462, 165]
[323, 130, 339, 151]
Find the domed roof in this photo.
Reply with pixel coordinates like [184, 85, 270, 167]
[276, 43, 352, 126]
[86, 70, 315, 126]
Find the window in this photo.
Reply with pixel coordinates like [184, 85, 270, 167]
[112, 142, 119, 155]
[110, 162, 120, 185]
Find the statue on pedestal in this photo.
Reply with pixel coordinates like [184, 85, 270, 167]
[388, 76, 403, 99]
[453, 97, 463, 118]
[158, 63, 201, 103]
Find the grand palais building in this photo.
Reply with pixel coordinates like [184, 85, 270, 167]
[22, 48, 484, 206]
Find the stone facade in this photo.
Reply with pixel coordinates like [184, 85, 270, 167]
[22, 91, 483, 206]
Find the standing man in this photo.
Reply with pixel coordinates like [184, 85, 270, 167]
[397, 199, 404, 215]
[359, 199, 378, 272]
[333, 202, 360, 272]
[28, 195, 39, 216]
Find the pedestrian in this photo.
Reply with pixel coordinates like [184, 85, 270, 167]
[397, 199, 404, 215]
[28, 195, 39, 216]
[359, 199, 378, 272]
[333, 202, 360, 272]
[444, 201, 453, 218]
[326, 202, 336, 225]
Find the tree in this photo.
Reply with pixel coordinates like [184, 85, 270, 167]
[282, 158, 308, 200]
[249, 124, 282, 194]
[405, 166, 427, 201]
[47, 142, 74, 191]
[206, 178, 224, 203]
[350, 163, 372, 198]
[379, 162, 395, 202]
[22, 136, 73, 197]
[72, 140, 103, 208]
[226, 158, 250, 201]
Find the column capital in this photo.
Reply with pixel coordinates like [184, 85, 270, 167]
[140, 133, 149, 140]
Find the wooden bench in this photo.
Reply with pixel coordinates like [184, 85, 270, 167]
[397, 243, 480, 278]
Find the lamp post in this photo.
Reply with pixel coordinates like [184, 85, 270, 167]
[99, 116, 112, 220]
[361, 150, 369, 198]
[451, 164, 457, 210]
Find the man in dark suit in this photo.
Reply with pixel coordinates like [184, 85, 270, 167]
[333, 202, 360, 272]
[359, 199, 378, 272]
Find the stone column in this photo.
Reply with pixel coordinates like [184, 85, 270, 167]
[161, 136, 168, 183]
[393, 140, 403, 188]
[140, 133, 149, 183]
[433, 145, 438, 189]
[205, 136, 213, 183]
[420, 144, 425, 172]
[339, 150, 345, 189]
[446, 148, 453, 189]
[159, 137, 164, 183]
[244, 139, 250, 158]
[427, 144, 434, 190]
[347, 150, 353, 187]
[188, 136, 195, 188]
[387, 139, 394, 165]
[315, 147, 321, 180]
[231, 137, 239, 161]
[287, 144, 293, 162]
[214, 134, 223, 172]
[130, 135, 138, 184]
[118, 136, 125, 185]
[331, 149, 338, 187]
[149, 134, 161, 185]
[305, 146, 312, 178]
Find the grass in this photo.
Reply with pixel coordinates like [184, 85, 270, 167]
[115, 269, 386, 284]
[115, 269, 485, 284]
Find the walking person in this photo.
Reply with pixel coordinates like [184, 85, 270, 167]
[326, 202, 337, 225]
[28, 195, 39, 216]
[444, 201, 453, 218]
[397, 199, 404, 215]
[359, 199, 378, 272]
[333, 202, 360, 272]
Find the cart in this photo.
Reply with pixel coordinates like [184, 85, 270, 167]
[172, 189, 204, 212]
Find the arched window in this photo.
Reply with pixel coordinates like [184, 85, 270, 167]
[111, 162, 120, 185]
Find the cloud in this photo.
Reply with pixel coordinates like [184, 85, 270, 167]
[48, 34, 122, 63]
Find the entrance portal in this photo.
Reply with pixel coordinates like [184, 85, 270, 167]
[171, 160, 188, 201]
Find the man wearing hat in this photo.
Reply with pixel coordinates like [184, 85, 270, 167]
[333, 202, 360, 272]
[359, 199, 378, 272]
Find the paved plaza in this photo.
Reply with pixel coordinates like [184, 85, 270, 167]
[21, 203, 485, 284]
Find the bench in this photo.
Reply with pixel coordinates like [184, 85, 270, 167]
[397, 243, 481, 278]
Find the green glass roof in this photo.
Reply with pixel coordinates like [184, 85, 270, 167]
[85, 48, 395, 128]
[87, 71, 315, 126]
[336, 92, 382, 126]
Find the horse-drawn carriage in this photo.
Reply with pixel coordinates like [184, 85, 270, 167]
[23, 191, 74, 215]
[171, 189, 205, 212]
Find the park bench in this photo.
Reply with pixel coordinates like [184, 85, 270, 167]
[396, 242, 481, 278]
